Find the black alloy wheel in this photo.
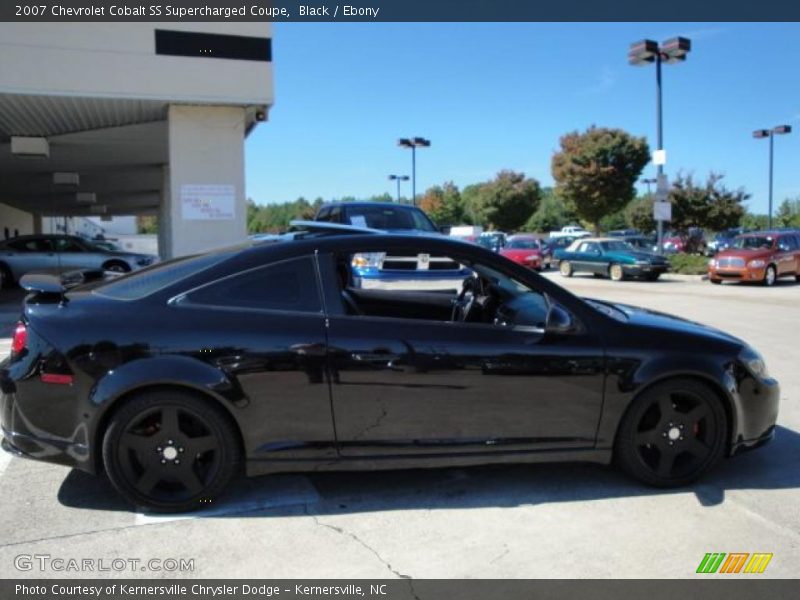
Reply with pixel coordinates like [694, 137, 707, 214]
[615, 379, 726, 487]
[103, 390, 240, 512]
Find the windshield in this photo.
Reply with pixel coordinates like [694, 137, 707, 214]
[733, 236, 774, 250]
[601, 241, 633, 252]
[343, 205, 436, 232]
[507, 239, 539, 249]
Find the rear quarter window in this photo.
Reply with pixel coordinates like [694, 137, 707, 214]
[181, 256, 322, 313]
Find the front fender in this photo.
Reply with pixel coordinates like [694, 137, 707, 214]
[596, 353, 738, 450]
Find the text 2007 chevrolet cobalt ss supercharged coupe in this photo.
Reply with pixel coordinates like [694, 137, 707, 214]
[1, 231, 779, 511]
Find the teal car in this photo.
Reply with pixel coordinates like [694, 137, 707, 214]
[553, 237, 669, 281]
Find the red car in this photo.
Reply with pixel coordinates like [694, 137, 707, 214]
[499, 235, 549, 270]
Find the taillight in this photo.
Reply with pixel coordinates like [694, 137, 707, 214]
[11, 322, 27, 355]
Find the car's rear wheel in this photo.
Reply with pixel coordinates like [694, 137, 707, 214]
[609, 263, 625, 281]
[645, 273, 661, 281]
[103, 260, 131, 273]
[102, 390, 241, 512]
[559, 261, 573, 277]
[615, 378, 727, 487]
[763, 265, 777, 287]
[710, 278, 722, 285]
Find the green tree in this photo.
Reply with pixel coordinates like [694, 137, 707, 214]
[668, 172, 748, 233]
[626, 196, 656, 233]
[524, 188, 577, 232]
[136, 215, 158, 235]
[775, 197, 800, 228]
[469, 170, 541, 231]
[741, 212, 769, 231]
[418, 181, 467, 226]
[551, 126, 650, 234]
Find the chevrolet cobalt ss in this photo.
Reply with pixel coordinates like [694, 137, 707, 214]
[1, 232, 779, 512]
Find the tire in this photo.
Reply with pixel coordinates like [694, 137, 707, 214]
[103, 261, 131, 273]
[710, 278, 722, 285]
[645, 273, 661, 282]
[609, 263, 625, 282]
[0, 262, 12, 289]
[102, 389, 241, 512]
[559, 261, 573, 277]
[763, 265, 777, 287]
[615, 378, 727, 487]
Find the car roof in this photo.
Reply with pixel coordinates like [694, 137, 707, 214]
[573, 237, 620, 243]
[319, 202, 422, 211]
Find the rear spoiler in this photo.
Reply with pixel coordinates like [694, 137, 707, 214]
[19, 268, 113, 295]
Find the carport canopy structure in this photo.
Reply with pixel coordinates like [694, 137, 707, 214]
[0, 23, 273, 258]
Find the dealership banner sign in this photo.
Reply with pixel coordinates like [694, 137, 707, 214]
[2, 580, 797, 600]
[2, 0, 799, 21]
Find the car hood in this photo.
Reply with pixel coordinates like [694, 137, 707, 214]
[501, 248, 540, 257]
[602, 300, 744, 346]
[606, 250, 667, 263]
[102, 250, 156, 260]
[715, 248, 772, 259]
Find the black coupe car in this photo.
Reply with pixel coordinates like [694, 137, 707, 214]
[1, 228, 779, 512]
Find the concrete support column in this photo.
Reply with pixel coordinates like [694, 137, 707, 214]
[32, 213, 42, 234]
[161, 105, 247, 259]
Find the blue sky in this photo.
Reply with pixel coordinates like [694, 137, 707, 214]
[245, 22, 800, 215]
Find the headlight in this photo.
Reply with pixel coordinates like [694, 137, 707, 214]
[739, 346, 769, 379]
[352, 252, 385, 268]
[136, 257, 154, 266]
[524, 255, 540, 262]
[635, 260, 650, 265]
[748, 259, 766, 268]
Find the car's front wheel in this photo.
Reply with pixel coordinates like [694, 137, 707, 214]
[615, 378, 727, 487]
[559, 261, 573, 277]
[103, 260, 131, 273]
[102, 390, 241, 512]
[763, 265, 777, 287]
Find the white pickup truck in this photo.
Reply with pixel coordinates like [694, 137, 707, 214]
[549, 225, 591, 239]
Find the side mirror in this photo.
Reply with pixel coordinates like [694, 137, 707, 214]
[546, 304, 576, 335]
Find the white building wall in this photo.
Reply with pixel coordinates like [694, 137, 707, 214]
[0, 23, 272, 106]
[0, 203, 34, 238]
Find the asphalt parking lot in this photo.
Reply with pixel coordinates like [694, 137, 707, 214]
[0, 274, 798, 579]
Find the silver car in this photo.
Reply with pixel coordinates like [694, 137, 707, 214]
[0, 234, 158, 288]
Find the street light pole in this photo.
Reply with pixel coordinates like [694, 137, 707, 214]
[398, 137, 431, 206]
[753, 125, 791, 229]
[388, 174, 409, 202]
[629, 37, 691, 254]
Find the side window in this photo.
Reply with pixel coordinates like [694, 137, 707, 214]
[54, 238, 86, 252]
[184, 256, 321, 313]
[780, 235, 797, 251]
[316, 208, 331, 222]
[9, 239, 51, 252]
[330, 206, 342, 223]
